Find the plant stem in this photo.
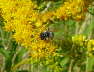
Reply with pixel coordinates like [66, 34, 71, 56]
[68, 59, 74, 72]
[42, 1, 52, 13]
[78, 13, 91, 34]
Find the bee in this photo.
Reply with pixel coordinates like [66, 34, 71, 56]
[40, 31, 54, 40]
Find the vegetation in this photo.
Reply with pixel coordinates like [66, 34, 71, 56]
[0, 0, 94, 72]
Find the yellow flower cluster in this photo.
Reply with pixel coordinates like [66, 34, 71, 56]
[30, 40, 56, 59]
[0, 0, 92, 59]
[0, 0, 56, 59]
[0, 0, 37, 31]
[72, 35, 94, 56]
[54, 0, 89, 21]
[72, 35, 86, 46]
[87, 40, 94, 56]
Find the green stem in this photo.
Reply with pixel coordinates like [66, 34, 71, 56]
[68, 59, 74, 72]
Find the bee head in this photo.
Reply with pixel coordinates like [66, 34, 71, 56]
[40, 31, 54, 40]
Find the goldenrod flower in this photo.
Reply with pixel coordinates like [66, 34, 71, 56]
[72, 35, 86, 46]
[87, 40, 94, 56]
[0, 0, 57, 59]
[54, 0, 89, 21]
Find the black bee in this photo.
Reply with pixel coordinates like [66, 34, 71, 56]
[40, 31, 54, 40]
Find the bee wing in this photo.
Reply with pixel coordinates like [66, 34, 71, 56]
[48, 26, 59, 32]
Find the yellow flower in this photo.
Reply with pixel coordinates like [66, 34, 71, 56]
[35, 20, 42, 27]
[72, 35, 86, 46]
[30, 40, 56, 59]
[41, 11, 54, 23]
[87, 40, 94, 51]
[86, 40, 94, 56]
[72, 35, 86, 42]
[0, 0, 57, 60]
[54, 0, 89, 21]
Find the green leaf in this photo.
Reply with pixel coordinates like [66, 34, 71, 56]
[14, 48, 27, 65]
[0, 48, 9, 58]
[60, 57, 69, 67]
[86, 56, 94, 71]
